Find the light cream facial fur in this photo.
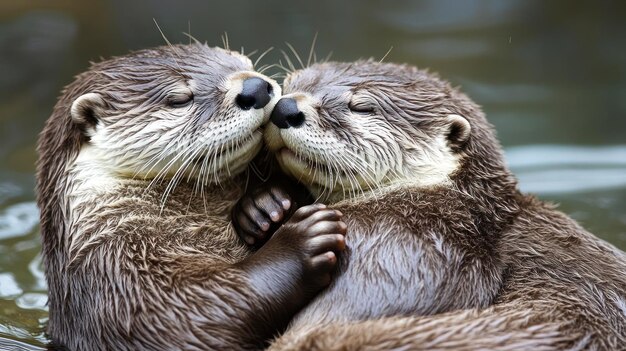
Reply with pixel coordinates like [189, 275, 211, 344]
[266, 92, 465, 202]
[64, 46, 281, 259]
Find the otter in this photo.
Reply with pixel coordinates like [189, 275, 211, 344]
[234, 59, 512, 329]
[36, 43, 347, 350]
[234, 60, 626, 350]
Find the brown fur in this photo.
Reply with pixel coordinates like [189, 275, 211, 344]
[265, 61, 626, 350]
[36, 44, 336, 350]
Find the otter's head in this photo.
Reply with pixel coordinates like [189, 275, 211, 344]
[65, 44, 280, 183]
[265, 60, 507, 200]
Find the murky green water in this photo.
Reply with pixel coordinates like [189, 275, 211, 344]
[1, 1, 624, 348]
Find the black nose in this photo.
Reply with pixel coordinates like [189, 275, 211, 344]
[270, 98, 305, 129]
[236, 77, 273, 110]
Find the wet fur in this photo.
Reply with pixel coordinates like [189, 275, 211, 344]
[267, 61, 626, 350]
[36, 44, 315, 350]
[271, 201, 626, 350]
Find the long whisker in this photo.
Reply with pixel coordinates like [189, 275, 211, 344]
[146, 128, 214, 194]
[379, 46, 394, 63]
[280, 51, 296, 72]
[307, 32, 318, 68]
[275, 60, 293, 74]
[221, 32, 230, 51]
[153, 19, 172, 47]
[183, 31, 201, 45]
[254, 47, 274, 68]
[322, 51, 333, 63]
[134, 120, 195, 178]
[334, 147, 380, 200]
[135, 119, 199, 182]
[157, 143, 203, 205]
[160, 137, 215, 210]
[285, 42, 305, 69]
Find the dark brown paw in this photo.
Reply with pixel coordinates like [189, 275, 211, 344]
[238, 203, 347, 327]
[233, 184, 293, 246]
[271, 204, 347, 291]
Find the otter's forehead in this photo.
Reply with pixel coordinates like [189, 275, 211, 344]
[90, 44, 252, 84]
[283, 61, 425, 98]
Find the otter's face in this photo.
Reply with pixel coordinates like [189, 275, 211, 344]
[70, 44, 281, 183]
[265, 61, 471, 199]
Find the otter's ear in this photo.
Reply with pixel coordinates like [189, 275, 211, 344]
[71, 93, 104, 132]
[445, 114, 471, 148]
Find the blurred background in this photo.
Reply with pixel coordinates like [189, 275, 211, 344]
[0, 0, 625, 348]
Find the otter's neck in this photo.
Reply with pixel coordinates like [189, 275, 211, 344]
[312, 160, 521, 241]
[451, 153, 523, 240]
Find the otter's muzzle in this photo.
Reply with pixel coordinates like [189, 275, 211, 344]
[270, 98, 305, 128]
[236, 77, 273, 110]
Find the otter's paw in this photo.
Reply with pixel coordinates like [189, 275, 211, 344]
[271, 204, 347, 289]
[233, 184, 294, 247]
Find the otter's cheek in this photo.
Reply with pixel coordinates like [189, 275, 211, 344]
[241, 107, 270, 132]
[277, 149, 312, 182]
[224, 135, 265, 178]
[279, 129, 312, 155]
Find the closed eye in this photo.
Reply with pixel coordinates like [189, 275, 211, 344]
[348, 101, 375, 114]
[166, 92, 194, 108]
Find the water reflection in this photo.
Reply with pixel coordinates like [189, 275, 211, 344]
[0, 0, 624, 348]
[507, 145, 626, 194]
[0, 336, 46, 351]
[0, 202, 39, 241]
[0, 274, 23, 298]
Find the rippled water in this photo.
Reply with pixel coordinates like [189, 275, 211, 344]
[0, 178, 48, 349]
[1, 0, 625, 349]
